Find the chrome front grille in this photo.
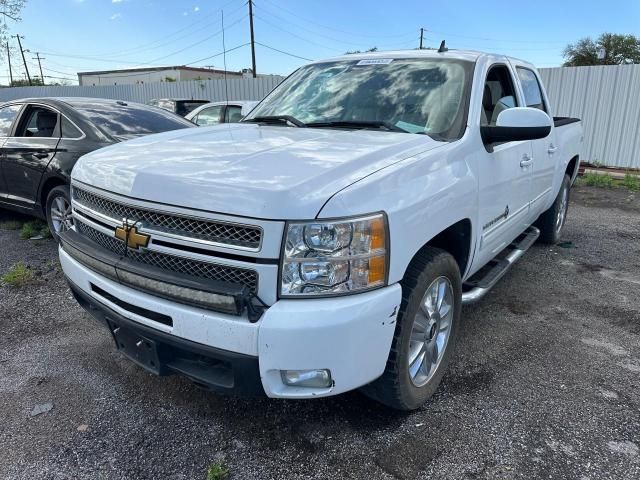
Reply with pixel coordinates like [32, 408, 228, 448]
[73, 187, 262, 250]
[76, 222, 258, 293]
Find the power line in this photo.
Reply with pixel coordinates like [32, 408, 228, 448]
[258, 0, 414, 40]
[255, 42, 312, 61]
[185, 42, 250, 66]
[425, 28, 567, 45]
[141, 14, 247, 66]
[253, 14, 343, 53]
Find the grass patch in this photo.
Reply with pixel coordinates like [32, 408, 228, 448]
[0, 220, 23, 230]
[622, 173, 640, 191]
[206, 463, 230, 480]
[19, 220, 49, 240]
[580, 172, 616, 188]
[2, 262, 35, 286]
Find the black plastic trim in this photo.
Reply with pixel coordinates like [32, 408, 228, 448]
[67, 278, 264, 396]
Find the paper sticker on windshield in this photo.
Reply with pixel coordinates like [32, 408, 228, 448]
[356, 58, 393, 65]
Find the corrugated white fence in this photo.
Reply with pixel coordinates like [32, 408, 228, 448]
[0, 66, 638, 168]
[0, 76, 284, 105]
[539, 65, 640, 169]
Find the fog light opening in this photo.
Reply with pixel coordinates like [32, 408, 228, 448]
[280, 369, 332, 388]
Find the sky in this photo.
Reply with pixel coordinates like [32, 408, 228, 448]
[3, 0, 640, 85]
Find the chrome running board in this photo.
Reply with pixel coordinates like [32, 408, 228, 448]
[461, 226, 540, 305]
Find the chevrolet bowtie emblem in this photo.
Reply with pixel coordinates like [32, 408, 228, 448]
[114, 221, 150, 250]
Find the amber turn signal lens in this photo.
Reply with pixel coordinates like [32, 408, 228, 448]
[370, 217, 386, 250]
[368, 255, 386, 285]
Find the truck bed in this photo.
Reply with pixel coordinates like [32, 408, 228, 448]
[553, 117, 580, 127]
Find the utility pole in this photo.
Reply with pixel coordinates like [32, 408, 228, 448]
[6, 42, 13, 85]
[248, 0, 256, 77]
[15, 35, 31, 86]
[32, 52, 45, 86]
[419, 28, 425, 49]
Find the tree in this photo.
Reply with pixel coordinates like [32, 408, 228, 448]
[563, 33, 640, 66]
[345, 47, 378, 55]
[10, 76, 42, 86]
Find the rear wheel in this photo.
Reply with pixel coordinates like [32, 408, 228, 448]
[361, 247, 461, 410]
[46, 185, 73, 241]
[536, 174, 571, 244]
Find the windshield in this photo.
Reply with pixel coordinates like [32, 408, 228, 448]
[246, 58, 473, 139]
[74, 102, 194, 137]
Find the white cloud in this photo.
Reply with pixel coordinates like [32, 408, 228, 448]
[110, 13, 122, 20]
[183, 11, 188, 16]
[112, 0, 123, 3]
[193, 6, 200, 12]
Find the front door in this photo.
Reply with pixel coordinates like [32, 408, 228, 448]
[2, 105, 61, 208]
[476, 64, 533, 267]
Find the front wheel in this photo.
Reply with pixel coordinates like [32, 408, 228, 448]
[361, 247, 461, 410]
[536, 174, 571, 244]
[46, 185, 73, 242]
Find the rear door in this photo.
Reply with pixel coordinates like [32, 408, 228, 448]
[514, 64, 557, 219]
[0, 104, 23, 201]
[476, 63, 533, 266]
[2, 104, 61, 208]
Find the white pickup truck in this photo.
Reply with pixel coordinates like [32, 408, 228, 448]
[60, 49, 582, 410]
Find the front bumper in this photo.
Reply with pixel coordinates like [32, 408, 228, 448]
[68, 279, 263, 396]
[61, 246, 402, 398]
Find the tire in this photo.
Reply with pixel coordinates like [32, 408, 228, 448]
[361, 247, 462, 410]
[45, 185, 73, 242]
[536, 174, 571, 244]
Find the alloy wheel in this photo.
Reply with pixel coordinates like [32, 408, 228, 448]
[50, 196, 73, 233]
[408, 276, 454, 387]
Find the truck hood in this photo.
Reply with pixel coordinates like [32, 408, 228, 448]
[73, 123, 445, 219]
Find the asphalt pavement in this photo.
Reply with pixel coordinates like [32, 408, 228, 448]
[1, 184, 639, 480]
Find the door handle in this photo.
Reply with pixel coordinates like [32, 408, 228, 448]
[548, 144, 558, 155]
[520, 154, 533, 168]
[32, 152, 50, 159]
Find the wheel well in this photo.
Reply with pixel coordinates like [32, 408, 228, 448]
[411, 219, 472, 277]
[566, 156, 579, 180]
[39, 177, 67, 216]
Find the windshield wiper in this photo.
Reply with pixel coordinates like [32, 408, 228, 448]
[243, 115, 307, 128]
[306, 120, 408, 133]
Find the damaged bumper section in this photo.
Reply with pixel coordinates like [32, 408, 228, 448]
[60, 233, 401, 398]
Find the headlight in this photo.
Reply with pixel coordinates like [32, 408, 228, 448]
[280, 213, 387, 297]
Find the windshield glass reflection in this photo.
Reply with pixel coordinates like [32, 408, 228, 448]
[247, 58, 472, 139]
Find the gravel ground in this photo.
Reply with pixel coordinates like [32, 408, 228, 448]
[1, 185, 639, 480]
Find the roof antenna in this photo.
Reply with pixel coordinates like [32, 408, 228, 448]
[438, 40, 448, 53]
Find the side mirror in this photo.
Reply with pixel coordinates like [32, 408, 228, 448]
[481, 107, 552, 144]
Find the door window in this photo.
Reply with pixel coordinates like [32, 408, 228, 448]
[60, 116, 84, 139]
[481, 65, 519, 126]
[0, 104, 21, 137]
[516, 68, 547, 112]
[195, 106, 223, 126]
[224, 105, 243, 123]
[16, 106, 59, 138]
